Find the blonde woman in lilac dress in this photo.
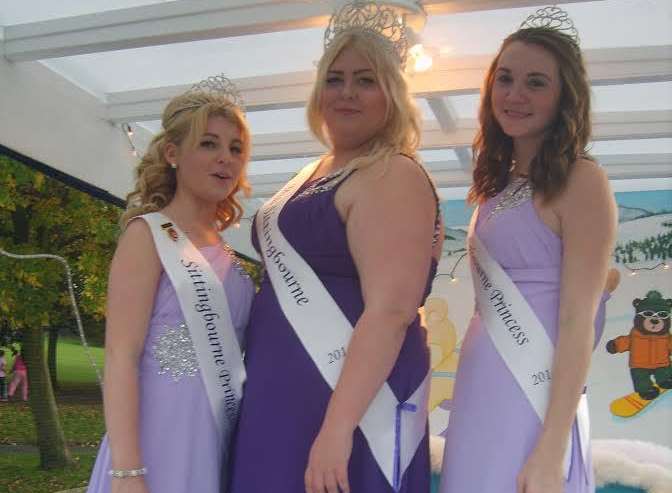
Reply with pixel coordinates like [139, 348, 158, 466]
[87, 81, 254, 493]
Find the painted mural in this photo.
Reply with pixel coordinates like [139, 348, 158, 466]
[427, 189, 672, 447]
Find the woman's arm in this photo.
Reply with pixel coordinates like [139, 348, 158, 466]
[518, 161, 617, 493]
[305, 156, 438, 493]
[103, 219, 162, 478]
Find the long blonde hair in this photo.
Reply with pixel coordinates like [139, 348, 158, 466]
[306, 31, 421, 171]
[121, 92, 251, 229]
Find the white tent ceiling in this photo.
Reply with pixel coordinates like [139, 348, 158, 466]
[1, 0, 671, 219]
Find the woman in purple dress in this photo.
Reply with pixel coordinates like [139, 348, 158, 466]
[440, 8, 616, 493]
[87, 79, 254, 493]
[230, 3, 442, 493]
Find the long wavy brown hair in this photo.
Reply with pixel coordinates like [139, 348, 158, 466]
[121, 92, 251, 230]
[469, 27, 592, 205]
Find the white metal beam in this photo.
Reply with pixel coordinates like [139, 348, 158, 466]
[2, 0, 602, 62]
[1, 0, 424, 62]
[427, 97, 459, 132]
[105, 45, 672, 124]
[0, 55, 135, 200]
[602, 165, 672, 181]
[454, 147, 473, 170]
[426, 96, 473, 171]
[596, 153, 672, 180]
[246, 153, 671, 198]
[3, 1, 326, 62]
[248, 110, 672, 161]
[106, 70, 316, 123]
[421, 0, 602, 15]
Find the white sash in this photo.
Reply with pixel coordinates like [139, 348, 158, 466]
[468, 208, 590, 479]
[140, 213, 245, 449]
[257, 161, 430, 491]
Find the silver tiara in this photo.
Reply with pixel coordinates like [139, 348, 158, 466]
[324, 1, 409, 68]
[186, 74, 246, 112]
[519, 6, 580, 46]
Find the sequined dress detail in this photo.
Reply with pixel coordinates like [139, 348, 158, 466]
[439, 181, 609, 493]
[87, 244, 254, 493]
[229, 166, 438, 493]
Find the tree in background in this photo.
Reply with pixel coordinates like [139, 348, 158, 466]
[0, 154, 120, 468]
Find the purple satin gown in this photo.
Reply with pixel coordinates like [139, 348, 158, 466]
[229, 171, 436, 492]
[439, 188, 608, 493]
[87, 245, 254, 493]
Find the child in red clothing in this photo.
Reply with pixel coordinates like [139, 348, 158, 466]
[8, 348, 28, 402]
[0, 350, 7, 401]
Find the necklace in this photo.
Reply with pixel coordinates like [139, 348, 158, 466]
[488, 173, 533, 220]
[509, 158, 529, 178]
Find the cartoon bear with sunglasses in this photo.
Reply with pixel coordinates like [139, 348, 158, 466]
[607, 290, 672, 400]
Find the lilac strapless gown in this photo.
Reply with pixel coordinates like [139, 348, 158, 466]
[439, 189, 609, 493]
[87, 245, 254, 493]
[229, 172, 436, 493]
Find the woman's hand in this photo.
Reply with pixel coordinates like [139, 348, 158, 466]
[111, 476, 150, 493]
[516, 444, 564, 493]
[304, 424, 353, 493]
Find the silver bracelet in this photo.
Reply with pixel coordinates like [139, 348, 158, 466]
[108, 466, 147, 478]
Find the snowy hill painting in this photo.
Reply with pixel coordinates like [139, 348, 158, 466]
[428, 189, 672, 447]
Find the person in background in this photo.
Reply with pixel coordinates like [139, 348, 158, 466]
[8, 348, 28, 402]
[0, 349, 8, 402]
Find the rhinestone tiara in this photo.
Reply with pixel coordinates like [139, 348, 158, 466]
[185, 74, 246, 112]
[519, 6, 580, 47]
[324, 1, 409, 68]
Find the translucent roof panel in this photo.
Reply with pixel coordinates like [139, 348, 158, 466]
[0, 0, 169, 25]
[8, 0, 666, 98]
[246, 108, 310, 135]
[249, 158, 313, 175]
[611, 178, 672, 192]
[142, 113, 313, 140]
[1, 0, 670, 198]
[423, 0, 672, 56]
[139, 99, 435, 137]
[41, 28, 325, 97]
[419, 149, 459, 162]
[592, 82, 672, 112]
[590, 139, 672, 155]
[417, 99, 439, 121]
[445, 94, 479, 120]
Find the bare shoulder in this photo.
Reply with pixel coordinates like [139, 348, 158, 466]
[566, 158, 609, 194]
[555, 158, 609, 208]
[114, 217, 160, 267]
[364, 154, 434, 196]
[557, 158, 615, 227]
[118, 217, 154, 250]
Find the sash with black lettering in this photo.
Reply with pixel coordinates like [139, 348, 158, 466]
[257, 161, 430, 491]
[468, 208, 590, 479]
[140, 212, 245, 451]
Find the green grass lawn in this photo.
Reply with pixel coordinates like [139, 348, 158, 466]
[3, 337, 104, 385]
[0, 452, 97, 493]
[0, 397, 105, 448]
[0, 337, 105, 493]
[52, 338, 104, 385]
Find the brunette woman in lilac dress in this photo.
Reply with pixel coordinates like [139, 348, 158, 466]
[87, 80, 254, 493]
[440, 8, 616, 493]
